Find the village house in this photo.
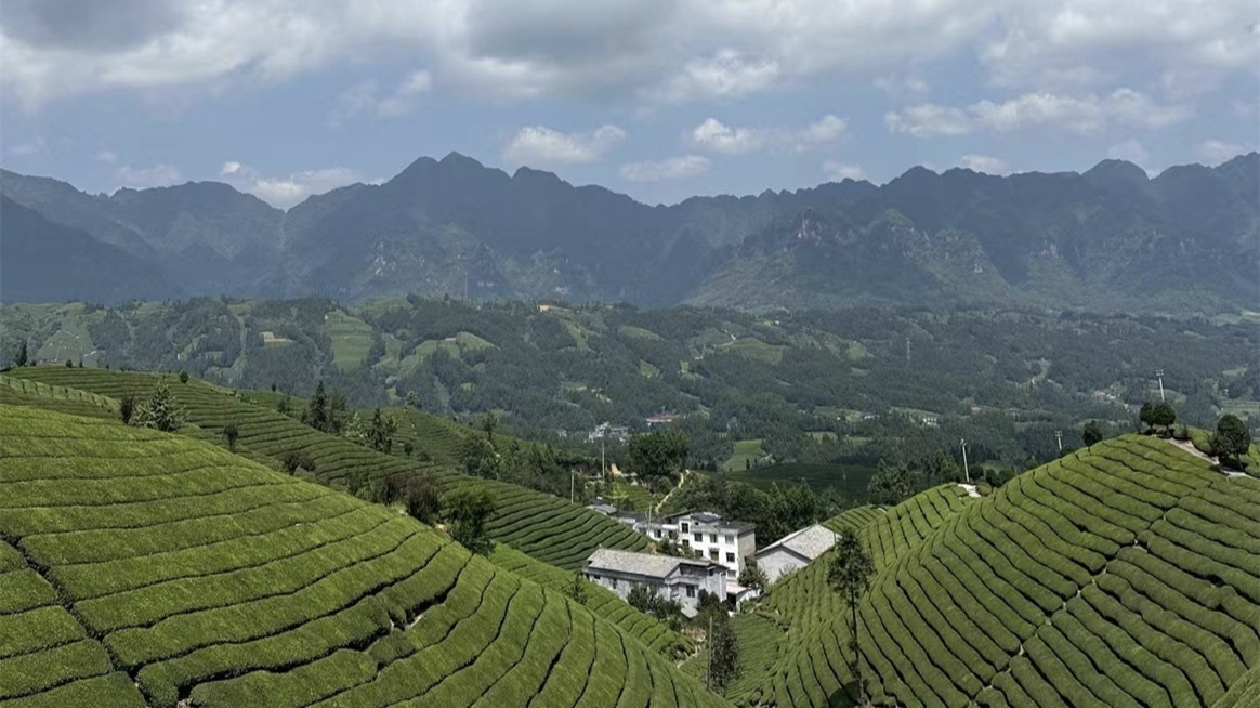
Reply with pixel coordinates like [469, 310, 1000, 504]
[583, 549, 726, 617]
[753, 524, 838, 584]
[587, 422, 629, 445]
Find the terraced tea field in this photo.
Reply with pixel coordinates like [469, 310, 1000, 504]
[7, 368, 649, 569]
[0, 405, 730, 708]
[489, 545, 692, 659]
[756, 436, 1260, 708]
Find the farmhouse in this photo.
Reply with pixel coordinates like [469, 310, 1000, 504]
[753, 523, 838, 584]
[587, 422, 629, 444]
[583, 548, 726, 617]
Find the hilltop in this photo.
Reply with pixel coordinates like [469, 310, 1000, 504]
[0, 403, 728, 708]
[738, 436, 1260, 707]
[2, 152, 1257, 313]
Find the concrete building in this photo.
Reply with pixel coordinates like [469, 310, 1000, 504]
[588, 422, 629, 445]
[583, 549, 726, 617]
[609, 510, 756, 581]
[753, 524, 838, 584]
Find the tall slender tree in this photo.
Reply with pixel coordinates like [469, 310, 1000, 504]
[828, 529, 875, 702]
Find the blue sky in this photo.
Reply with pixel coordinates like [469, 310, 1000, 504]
[1, 0, 1257, 208]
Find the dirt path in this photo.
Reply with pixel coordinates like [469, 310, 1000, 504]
[656, 469, 690, 513]
[1163, 438, 1249, 478]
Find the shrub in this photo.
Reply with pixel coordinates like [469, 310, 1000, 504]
[223, 424, 239, 452]
[179, 370, 189, 384]
[281, 452, 315, 475]
[119, 394, 136, 425]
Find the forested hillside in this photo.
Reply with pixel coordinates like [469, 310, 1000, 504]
[4, 297, 1256, 480]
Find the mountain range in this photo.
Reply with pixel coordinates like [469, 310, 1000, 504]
[2, 152, 1257, 313]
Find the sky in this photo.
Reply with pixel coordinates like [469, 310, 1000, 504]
[1, 0, 1257, 209]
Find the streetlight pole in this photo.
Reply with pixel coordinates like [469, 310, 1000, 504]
[960, 438, 970, 484]
[1055, 430, 1063, 453]
[1155, 369, 1166, 402]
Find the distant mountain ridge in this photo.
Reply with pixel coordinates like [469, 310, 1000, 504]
[2, 151, 1256, 313]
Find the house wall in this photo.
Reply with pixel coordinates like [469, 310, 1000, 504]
[758, 547, 808, 584]
[584, 567, 724, 611]
[683, 525, 755, 578]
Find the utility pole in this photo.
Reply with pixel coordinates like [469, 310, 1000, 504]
[1055, 430, 1063, 453]
[1155, 369, 1166, 402]
[601, 436, 607, 485]
[905, 338, 910, 362]
[960, 438, 970, 484]
[571, 470, 576, 504]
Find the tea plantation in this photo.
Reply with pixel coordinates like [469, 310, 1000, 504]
[4, 368, 649, 569]
[751, 437, 1260, 708]
[0, 405, 730, 708]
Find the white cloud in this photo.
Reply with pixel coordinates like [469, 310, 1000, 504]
[1106, 139, 1152, 168]
[501, 124, 626, 167]
[691, 118, 764, 154]
[887, 89, 1193, 137]
[657, 50, 779, 101]
[884, 104, 971, 137]
[958, 154, 1010, 174]
[692, 114, 846, 155]
[874, 74, 929, 98]
[217, 161, 367, 208]
[112, 164, 182, 190]
[95, 150, 119, 163]
[1195, 140, 1246, 166]
[822, 160, 865, 181]
[6, 1, 1249, 111]
[797, 115, 847, 145]
[619, 155, 710, 181]
[327, 80, 379, 128]
[377, 69, 432, 118]
[10, 137, 45, 155]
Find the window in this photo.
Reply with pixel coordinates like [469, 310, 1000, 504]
[709, 534, 718, 543]
[709, 549, 719, 561]
[682, 539, 690, 548]
[654, 529, 661, 538]
[612, 578, 618, 589]
[724, 535, 735, 544]
[681, 522, 689, 533]
[591, 575, 601, 581]
[685, 585, 697, 599]
[694, 533, 703, 543]
[726, 552, 735, 563]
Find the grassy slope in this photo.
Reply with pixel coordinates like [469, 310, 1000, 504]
[0, 405, 731, 708]
[7, 368, 649, 570]
[759, 436, 1260, 708]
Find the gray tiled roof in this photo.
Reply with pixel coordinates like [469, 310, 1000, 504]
[756, 524, 836, 561]
[585, 549, 717, 579]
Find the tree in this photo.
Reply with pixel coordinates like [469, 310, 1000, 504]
[443, 486, 496, 555]
[828, 529, 875, 703]
[627, 584, 656, 614]
[282, 451, 316, 475]
[568, 570, 589, 605]
[1139, 403, 1155, 432]
[706, 608, 740, 692]
[276, 395, 292, 416]
[132, 381, 186, 433]
[367, 408, 397, 454]
[403, 441, 415, 458]
[737, 563, 769, 592]
[867, 460, 914, 506]
[464, 437, 500, 479]
[1082, 421, 1104, 447]
[405, 390, 419, 409]
[1212, 414, 1252, 464]
[1151, 402, 1176, 434]
[403, 475, 442, 524]
[179, 370, 189, 384]
[65, 358, 73, 367]
[271, 383, 278, 392]
[303, 380, 332, 433]
[482, 411, 498, 442]
[13, 341, 28, 368]
[119, 394, 137, 425]
[223, 423, 239, 452]
[628, 429, 689, 488]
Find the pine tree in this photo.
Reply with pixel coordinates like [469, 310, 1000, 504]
[133, 381, 186, 433]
